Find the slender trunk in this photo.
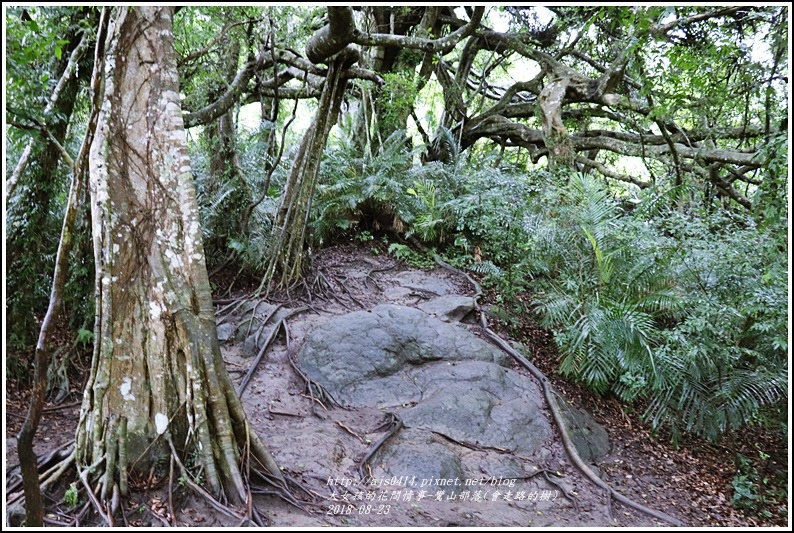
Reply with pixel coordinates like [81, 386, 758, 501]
[6, 12, 93, 343]
[16, 9, 106, 525]
[262, 51, 354, 290]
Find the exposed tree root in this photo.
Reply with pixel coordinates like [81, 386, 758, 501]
[215, 298, 249, 323]
[363, 263, 396, 292]
[164, 434, 248, 523]
[430, 430, 511, 454]
[283, 319, 344, 410]
[356, 414, 403, 480]
[78, 456, 110, 526]
[237, 307, 309, 397]
[311, 269, 357, 310]
[334, 274, 366, 308]
[520, 469, 578, 507]
[70, 501, 92, 527]
[7, 441, 76, 507]
[434, 257, 685, 527]
[253, 303, 285, 346]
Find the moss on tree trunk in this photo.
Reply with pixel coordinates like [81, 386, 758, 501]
[77, 6, 282, 510]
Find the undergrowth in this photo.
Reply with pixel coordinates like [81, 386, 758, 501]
[190, 120, 788, 468]
[311, 131, 788, 457]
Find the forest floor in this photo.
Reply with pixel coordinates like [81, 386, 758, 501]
[4, 243, 789, 528]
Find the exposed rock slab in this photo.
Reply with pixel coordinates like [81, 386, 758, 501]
[417, 295, 475, 322]
[298, 304, 554, 480]
[561, 405, 610, 465]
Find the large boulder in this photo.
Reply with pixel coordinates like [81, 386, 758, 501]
[299, 305, 507, 407]
[417, 295, 475, 322]
[298, 304, 554, 472]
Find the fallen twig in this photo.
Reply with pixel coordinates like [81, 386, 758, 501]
[336, 420, 366, 443]
[167, 455, 176, 526]
[43, 400, 82, 412]
[269, 405, 301, 417]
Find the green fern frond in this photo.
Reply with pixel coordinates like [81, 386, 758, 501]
[469, 260, 502, 277]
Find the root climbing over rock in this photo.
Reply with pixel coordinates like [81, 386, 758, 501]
[435, 257, 685, 527]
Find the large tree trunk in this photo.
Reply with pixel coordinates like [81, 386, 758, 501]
[77, 6, 281, 511]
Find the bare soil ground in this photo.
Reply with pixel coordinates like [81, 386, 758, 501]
[4, 244, 788, 527]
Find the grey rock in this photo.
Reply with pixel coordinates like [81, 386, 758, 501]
[298, 304, 553, 463]
[234, 302, 281, 344]
[393, 271, 452, 296]
[216, 322, 236, 343]
[242, 335, 259, 358]
[298, 305, 507, 408]
[382, 286, 413, 301]
[371, 429, 466, 494]
[400, 362, 551, 456]
[418, 295, 475, 322]
[509, 340, 532, 359]
[560, 406, 610, 464]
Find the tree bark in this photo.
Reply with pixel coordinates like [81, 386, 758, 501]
[77, 6, 281, 512]
[261, 9, 360, 290]
[263, 51, 353, 290]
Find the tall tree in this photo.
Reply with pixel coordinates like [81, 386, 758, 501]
[261, 8, 360, 289]
[6, 7, 97, 344]
[76, 6, 282, 516]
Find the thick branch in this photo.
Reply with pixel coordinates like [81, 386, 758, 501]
[571, 50, 643, 90]
[305, 6, 357, 64]
[183, 50, 268, 128]
[573, 125, 764, 146]
[459, 115, 545, 158]
[575, 155, 652, 188]
[650, 7, 743, 36]
[352, 7, 484, 54]
[245, 85, 322, 102]
[277, 48, 328, 76]
[572, 135, 761, 167]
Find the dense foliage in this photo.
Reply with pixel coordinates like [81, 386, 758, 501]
[307, 131, 788, 445]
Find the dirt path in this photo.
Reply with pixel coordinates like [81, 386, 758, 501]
[208, 245, 674, 527]
[9, 245, 780, 527]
